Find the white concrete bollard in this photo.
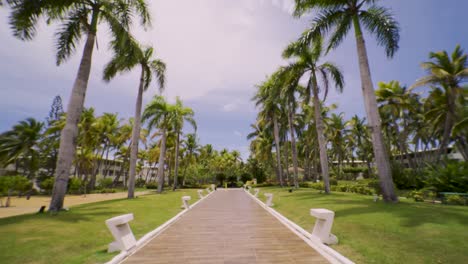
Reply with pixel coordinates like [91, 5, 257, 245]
[264, 193, 274, 207]
[211, 184, 216, 192]
[105, 214, 137, 253]
[197, 189, 204, 199]
[254, 188, 259, 198]
[310, 208, 338, 245]
[182, 196, 191, 210]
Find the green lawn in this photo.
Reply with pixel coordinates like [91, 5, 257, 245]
[258, 187, 468, 264]
[0, 189, 198, 264]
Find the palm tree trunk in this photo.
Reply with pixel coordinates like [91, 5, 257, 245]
[127, 67, 145, 198]
[353, 15, 397, 202]
[173, 132, 180, 191]
[273, 115, 283, 186]
[311, 77, 331, 193]
[283, 135, 290, 185]
[157, 129, 167, 194]
[287, 107, 299, 188]
[48, 21, 97, 212]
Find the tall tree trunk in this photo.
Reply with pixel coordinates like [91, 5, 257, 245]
[273, 115, 284, 186]
[311, 77, 331, 193]
[127, 67, 145, 198]
[48, 21, 97, 212]
[353, 16, 397, 202]
[287, 107, 299, 188]
[173, 132, 180, 191]
[283, 135, 290, 185]
[157, 129, 167, 194]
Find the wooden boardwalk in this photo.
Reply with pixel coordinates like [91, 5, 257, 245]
[124, 189, 328, 264]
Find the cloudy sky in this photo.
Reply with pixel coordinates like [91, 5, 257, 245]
[0, 0, 466, 159]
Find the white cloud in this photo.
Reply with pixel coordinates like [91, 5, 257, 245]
[223, 103, 238, 112]
[234, 130, 243, 137]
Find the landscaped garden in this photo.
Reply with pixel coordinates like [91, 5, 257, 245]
[0, 189, 198, 264]
[256, 187, 468, 264]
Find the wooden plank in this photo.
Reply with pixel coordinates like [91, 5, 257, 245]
[124, 190, 329, 264]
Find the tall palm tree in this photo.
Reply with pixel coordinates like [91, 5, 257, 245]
[326, 113, 347, 178]
[0, 118, 44, 178]
[182, 133, 199, 186]
[9, 0, 151, 211]
[282, 38, 344, 193]
[411, 45, 468, 160]
[171, 97, 196, 191]
[142, 96, 174, 193]
[104, 39, 165, 198]
[294, 0, 400, 202]
[253, 73, 285, 186]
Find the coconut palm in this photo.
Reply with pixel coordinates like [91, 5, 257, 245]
[104, 39, 165, 198]
[253, 73, 285, 186]
[0, 118, 44, 178]
[411, 45, 468, 160]
[181, 133, 199, 186]
[326, 113, 347, 178]
[171, 97, 196, 191]
[8, 0, 151, 211]
[293, 0, 400, 202]
[282, 38, 344, 193]
[142, 96, 174, 193]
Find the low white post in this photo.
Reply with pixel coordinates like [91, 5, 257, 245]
[247, 186, 252, 192]
[105, 214, 137, 253]
[211, 184, 216, 192]
[197, 189, 204, 199]
[206, 187, 211, 193]
[182, 196, 191, 210]
[254, 188, 259, 198]
[310, 208, 338, 245]
[264, 193, 274, 207]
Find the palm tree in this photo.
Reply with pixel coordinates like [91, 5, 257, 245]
[142, 96, 174, 193]
[9, 0, 151, 211]
[253, 74, 284, 186]
[282, 38, 344, 193]
[0, 118, 44, 178]
[347, 115, 373, 175]
[326, 113, 347, 178]
[411, 45, 468, 160]
[182, 133, 199, 186]
[171, 97, 196, 191]
[294, 0, 400, 202]
[104, 39, 165, 198]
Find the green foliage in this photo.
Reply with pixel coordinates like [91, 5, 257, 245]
[342, 167, 368, 174]
[240, 173, 252, 183]
[408, 190, 425, 202]
[425, 161, 468, 193]
[97, 178, 113, 189]
[135, 178, 146, 188]
[67, 177, 82, 194]
[329, 177, 338, 186]
[446, 195, 466, 206]
[0, 175, 32, 195]
[39, 177, 54, 194]
[145, 183, 158, 189]
[236, 181, 244, 188]
[99, 188, 117, 194]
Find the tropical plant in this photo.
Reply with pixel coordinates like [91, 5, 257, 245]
[8, 0, 152, 211]
[293, 0, 400, 202]
[104, 37, 165, 198]
[281, 38, 344, 193]
[411, 45, 468, 161]
[0, 118, 44, 178]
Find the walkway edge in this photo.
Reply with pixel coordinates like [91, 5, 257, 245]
[244, 189, 355, 264]
[106, 190, 215, 264]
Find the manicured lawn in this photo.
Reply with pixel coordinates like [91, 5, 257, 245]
[0, 189, 198, 264]
[258, 187, 468, 264]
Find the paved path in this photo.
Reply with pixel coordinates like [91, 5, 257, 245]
[124, 189, 328, 264]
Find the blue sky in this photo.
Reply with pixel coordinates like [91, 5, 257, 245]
[0, 0, 466, 160]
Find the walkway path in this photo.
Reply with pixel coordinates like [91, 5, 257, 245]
[124, 189, 328, 264]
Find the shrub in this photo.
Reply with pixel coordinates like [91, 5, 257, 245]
[0, 175, 32, 195]
[236, 181, 244, 188]
[309, 182, 324, 191]
[146, 183, 158, 189]
[68, 178, 82, 194]
[445, 195, 466, 206]
[98, 178, 113, 189]
[100, 188, 116, 194]
[253, 182, 274, 187]
[343, 167, 368, 174]
[135, 178, 146, 188]
[408, 190, 424, 202]
[39, 177, 55, 194]
[240, 173, 252, 183]
[329, 177, 338, 186]
[367, 180, 382, 195]
[425, 161, 468, 193]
